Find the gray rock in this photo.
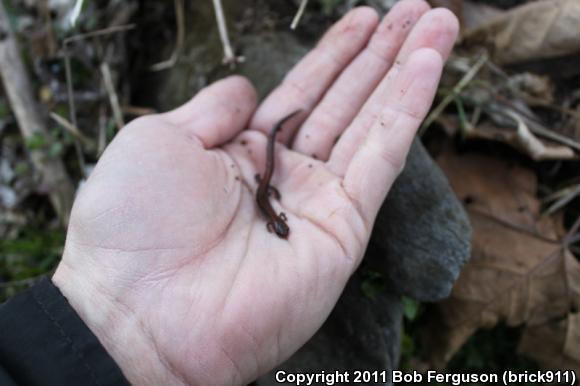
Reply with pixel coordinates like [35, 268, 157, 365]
[364, 0, 399, 13]
[236, 32, 309, 100]
[371, 140, 472, 302]
[152, 0, 306, 111]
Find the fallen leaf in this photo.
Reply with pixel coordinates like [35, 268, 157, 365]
[523, 248, 580, 368]
[425, 147, 580, 373]
[462, 0, 580, 65]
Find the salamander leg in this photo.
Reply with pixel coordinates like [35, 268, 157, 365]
[279, 212, 287, 221]
[268, 186, 281, 200]
[266, 222, 275, 233]
[255, 174, 261, 184]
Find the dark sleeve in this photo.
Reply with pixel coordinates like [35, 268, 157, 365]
[0, 277, 130, 386]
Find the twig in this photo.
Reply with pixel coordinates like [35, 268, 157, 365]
[485, 60, 580, 120]
[0, 2, 75, 225]
[39, 0, 56, 55]
[474, 64, 580, 153]
[98, 97, 107, 155]
[569, 233, 580, 246]
[522, 95, 580, 121]
[420, 51, 488, 136]
[542, 183, 580, 216]
[62, 23, 135, 175]
[563, 215, 580, 249]
[100, 62, 124, 130]
[490, 93, 580, 154]
[68, 0, 85, 28]
[49, 111, 93, 146]
[63, 24, 136, 45]
[471, 101, 577, 160]
[504, 110, 575, 161]
[435, 53, 580, 155]
[543, 182, 580, 202]
[211, 0, 242, 68]
[150, 0, 184, 71]
[567, 215, 580, 240]
[63, 47, 87, 177]
[291, 0, 309, 30]
[526, 119, 580, 154]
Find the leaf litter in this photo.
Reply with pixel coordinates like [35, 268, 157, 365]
[424, 146, 580, 373]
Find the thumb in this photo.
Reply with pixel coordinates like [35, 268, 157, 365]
[161, 75, 257, 148]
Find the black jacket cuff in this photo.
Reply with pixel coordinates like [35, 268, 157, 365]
[0, 277, 130, 386]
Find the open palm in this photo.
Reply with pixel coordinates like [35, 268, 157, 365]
[53, 2, 458, 385]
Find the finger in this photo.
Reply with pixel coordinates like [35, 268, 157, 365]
[329, 8, 458, 174]
[160, 75, 257, 148]
[343, 48, 443, 225]
[293, 0, 431, 160]
[249, 7, 379, 142]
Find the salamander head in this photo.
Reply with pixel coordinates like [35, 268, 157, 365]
[272, 220, 289, 239]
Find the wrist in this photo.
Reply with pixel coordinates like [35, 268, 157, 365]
[52, 261, 184, 385]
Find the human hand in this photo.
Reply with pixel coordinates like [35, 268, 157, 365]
[52, 1, 458, 385]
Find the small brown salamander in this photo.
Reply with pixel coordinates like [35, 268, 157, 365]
[256, 110, 301, 239]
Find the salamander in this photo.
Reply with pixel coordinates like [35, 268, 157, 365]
[255, 110, 301, 239]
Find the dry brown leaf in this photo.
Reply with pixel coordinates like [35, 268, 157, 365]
[518, 254, 580, 371]
[462, 0, 580, 65]
[425, 147, 580, 372]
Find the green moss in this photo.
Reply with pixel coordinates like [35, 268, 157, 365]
[0, 227, 65, 300]
[361, 270, 386, 299]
